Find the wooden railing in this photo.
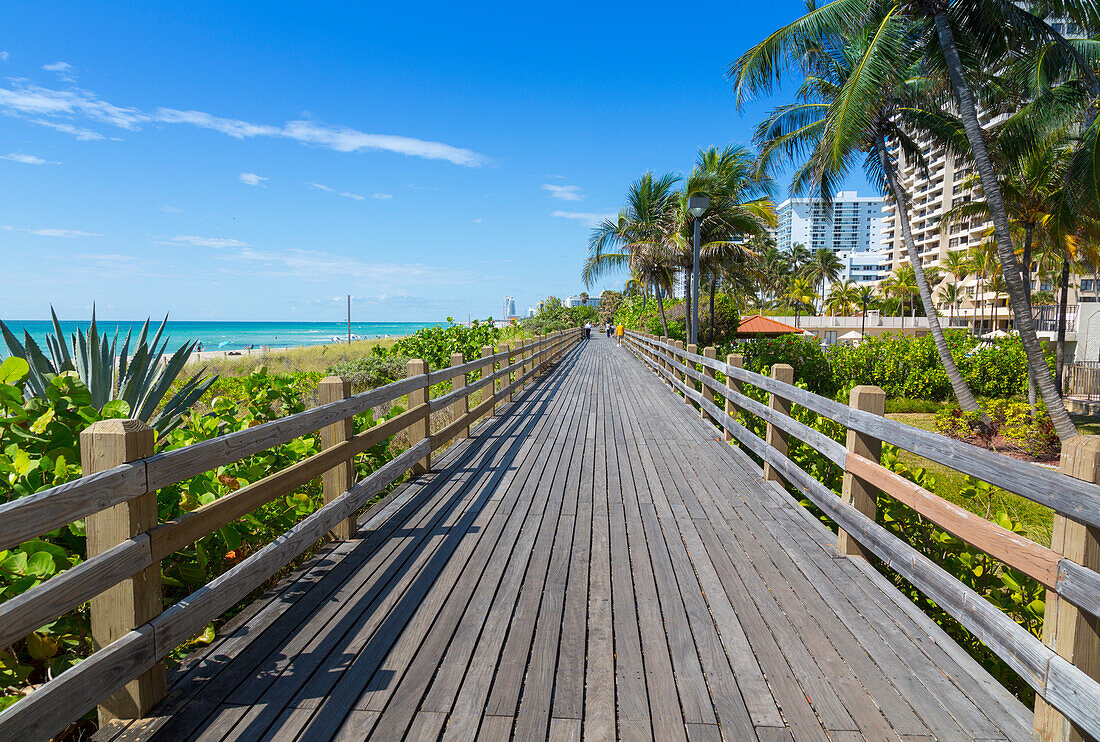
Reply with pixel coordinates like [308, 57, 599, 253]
[623, 330, 1100, 742]
[0, 328, 582, 742]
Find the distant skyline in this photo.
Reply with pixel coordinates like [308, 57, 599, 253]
[0, 1, 869, 321]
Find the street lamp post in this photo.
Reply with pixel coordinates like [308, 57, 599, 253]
[687, 195, 710, 345]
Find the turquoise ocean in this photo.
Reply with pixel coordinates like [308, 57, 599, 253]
[1, 320, 441, 355]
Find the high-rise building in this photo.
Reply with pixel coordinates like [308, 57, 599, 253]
[503, 296, 516, 318]
[881, 129, 1085, 334]
[775, 191, 884, 256]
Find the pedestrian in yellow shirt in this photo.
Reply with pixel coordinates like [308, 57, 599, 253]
[615, 323, 625, 347]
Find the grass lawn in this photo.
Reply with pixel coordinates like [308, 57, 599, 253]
[194, 337, 399, 377]
[886, 412, 1054, 545]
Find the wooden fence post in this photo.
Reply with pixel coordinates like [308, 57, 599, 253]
[505, 342, 515, 403]
[1035, 435, 1100, 742]
[724, 353, 743, 443]
[81, 419, 165, 723]
[482, 344, 495, 416]
[838, 385, 886, 559]
[406, 359, 430, 474]
[674, 340, 685, 394]
[450, 352, 469, 441]
[318, 376, 356, 540]
[762, 364, 794, 485]
[702, 346, 716, 423]
[683, 342, 695, 405]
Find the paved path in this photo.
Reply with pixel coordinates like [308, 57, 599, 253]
[103, 337, 1032, 741]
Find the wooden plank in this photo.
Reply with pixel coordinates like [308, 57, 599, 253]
[319, 376, 357, 540]
[0, 462, 146, 552]
[847, 452, 1062, 588]
[82, 419, 165, 723]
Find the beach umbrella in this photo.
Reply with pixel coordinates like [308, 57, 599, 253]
[839, 330, 863, 342]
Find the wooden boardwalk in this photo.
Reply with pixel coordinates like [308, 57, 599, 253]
[102, 338, 1034, 742]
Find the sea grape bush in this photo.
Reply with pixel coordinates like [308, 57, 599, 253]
[389, 319, 500, 370]
[0, 359, 406, 714]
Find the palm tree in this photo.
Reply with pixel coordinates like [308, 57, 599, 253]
[731, 0, 1080, 439]
[733, 3, 988, 422]
[584, 172, 682, 336]
[785, 276, 817, 326]
[804, 248, 844, 314]
[857, 284, 878, 338]
[915, 0, 1084, 440]
[968, 242, 994, 337]
[939, 281, 964, 327]
[679, 146, 778, 341]
[826, 280, 861, 316]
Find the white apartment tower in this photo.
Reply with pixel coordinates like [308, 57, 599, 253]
[775, 191, 885, 256]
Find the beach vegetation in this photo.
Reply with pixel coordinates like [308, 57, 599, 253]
[1, 308, 215, 440]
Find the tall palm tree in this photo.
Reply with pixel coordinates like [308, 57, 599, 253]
[584, 172, 682, 336]
[826, 279, 861, 316]
[857, 284, 878, 337]
[732, 5, 988, 421]
[914, 0, 1084, 440]
[939, 281, 964, 326]
[785, 275, 818, 326]
[804, 248, 845, 313]
[679, 146, 778, 340]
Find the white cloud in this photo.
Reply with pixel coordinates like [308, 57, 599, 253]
[160, 205, 185, 213]
[542, 184, 584, 201]
[217, 246, 480, 285]
[2, 225, 101, 238]
[473, 217, 483, 223]
[0, 153, 55, 165]
[309, 182, 392, 202]
[42, 61, 74, 81]
[0, 80, 487, 165]
[552, 210, 616, 227]
[156, 235, 251, 248]
[239, 172, 267, 186]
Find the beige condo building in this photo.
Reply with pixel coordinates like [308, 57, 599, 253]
[881, 134, 1088, 339]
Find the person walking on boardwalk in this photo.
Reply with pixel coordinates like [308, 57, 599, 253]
[615, 322, 624, 347]
[606, 324, 613, 339]
[584, 321, 592, 340]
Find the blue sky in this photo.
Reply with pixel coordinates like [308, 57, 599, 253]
[0, 1, 868, 322]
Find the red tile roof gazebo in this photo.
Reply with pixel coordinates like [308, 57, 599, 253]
[735, 314, 804, 338]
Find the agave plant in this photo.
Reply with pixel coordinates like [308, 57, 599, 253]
[1, 307, 216, 438]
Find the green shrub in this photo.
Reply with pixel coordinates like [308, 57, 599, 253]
[326, 354, 409, 392]
[736, 334, 837, 397]
[390, 320, 499, 370]
[884, 398, 947, 414]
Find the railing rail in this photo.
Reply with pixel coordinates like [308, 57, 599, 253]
[0, 328, 582, 742]
[623, 330, 1100, 741]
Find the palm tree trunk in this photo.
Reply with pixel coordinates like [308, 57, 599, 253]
[1022, 224, 1038, 416]
[1057, 258, 1071, 390]
[877, 138, 984, 418]
[656, 285, 669, 337]
[932, 10, 1076, 441]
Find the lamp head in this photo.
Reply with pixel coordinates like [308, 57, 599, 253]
[687, 194, 710, 218]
